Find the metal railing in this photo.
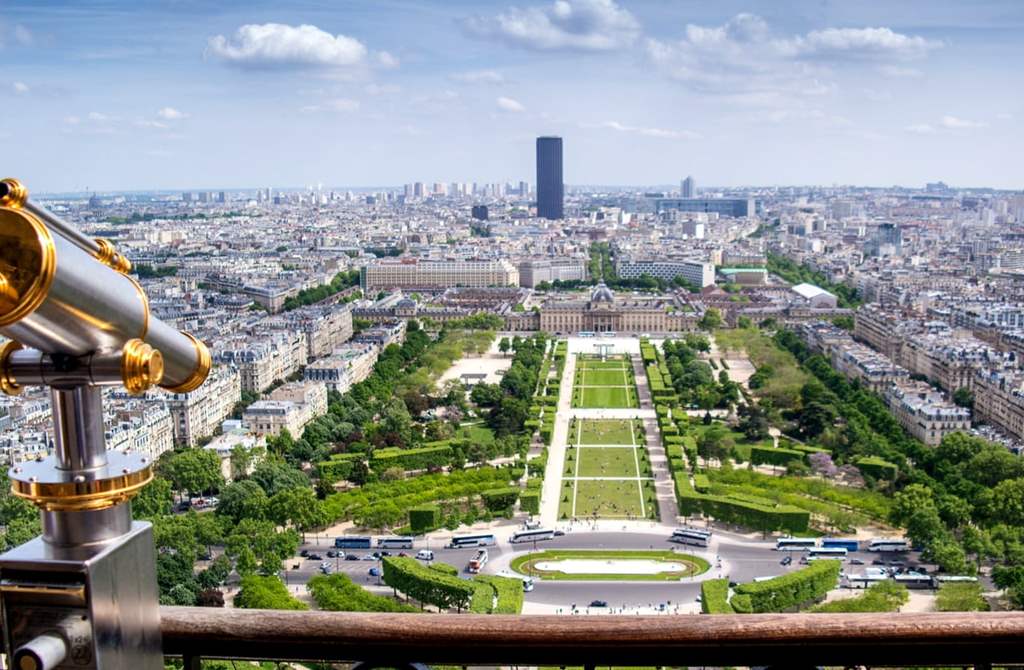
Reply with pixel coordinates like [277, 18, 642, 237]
[160, 607, 1024, 669]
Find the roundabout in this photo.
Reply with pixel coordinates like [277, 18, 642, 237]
[510, 549, 710, 581]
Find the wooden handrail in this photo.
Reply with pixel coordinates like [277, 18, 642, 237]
[160, 608, 1024, 667]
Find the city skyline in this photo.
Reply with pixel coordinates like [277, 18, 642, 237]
[2, 0, 1022, 192]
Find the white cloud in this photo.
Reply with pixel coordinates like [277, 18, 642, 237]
[365, 83, 400, 95]
[157, 107, 188, 120]
[376, 51, 399, 68]
[301, 98, 360, 113]
[878, 64, 923, 78]
[13, 24, 33, 47]
[12, 81, 29, 94]
[63, 116, 80, 126]
[207, 23, 368, 69]
[647, 14, 940, 100]
[463, 0, 640, 52]
[905, 123, 936, 134]
[591, 120, 701, 140]
[87, 112, 114, 122]
[940, 115, 984, 129]
[450, 69, 505, 84]
[135, 119, 170, 130]
[496, 96, 525, 113]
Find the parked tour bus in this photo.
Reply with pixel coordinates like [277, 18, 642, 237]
[511, 528, 555, 544]
[378, 536, 414, 550]
[822, 538, 860, 552]
[450, 533, 497, 548]
[867, 538, 910, 553]
[335, 536, 373, 549]
[671, 527, 712, 548]
[807, 547, 848, 560]
[775, 537, 817, 551]
[468, 549, 489, 573]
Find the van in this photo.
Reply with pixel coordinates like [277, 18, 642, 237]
[416, 549, 434, 561]
[524, 518, 541, 530]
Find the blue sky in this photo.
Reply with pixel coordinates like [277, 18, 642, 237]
[1, 0, 1021, 192]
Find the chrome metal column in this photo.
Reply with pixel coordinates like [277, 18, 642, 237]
[51, 385, 107, 472]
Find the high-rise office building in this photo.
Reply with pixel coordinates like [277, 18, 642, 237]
[536, 136, 563, 220]
[681, 176, 696, 198]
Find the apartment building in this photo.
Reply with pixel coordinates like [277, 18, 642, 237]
[884, 382, 971, 446]
[304, 343, 379, 393]
[243, 381, 328, 438]
[105, 403, 175, 460]
[166, 365, 242, 446]
[972, 369, 1024, 441]
[614, 257, 716, 288]
[360, 258, 519, 291]
[216, 332, 308, 393]
[272, 304, 354, 359]
[516, 258, 587, 287]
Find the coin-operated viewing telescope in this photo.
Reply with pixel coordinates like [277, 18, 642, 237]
[0, 177, 211, 670]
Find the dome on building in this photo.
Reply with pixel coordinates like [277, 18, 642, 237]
[591, 281, 615, 304]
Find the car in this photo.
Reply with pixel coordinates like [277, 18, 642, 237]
[416, 550, 435, 561]
[307, 553, 323, 561]
[379, 551, 391, 557]
[320, 561, 331, 569]
[780, 556, 792, 566]
[198, 552, 212, 561]
[872, 559, 886, 565]
[319, 565, 332, 574]
[300, 549, 309, 558]
[849, 558, 865, 565]
[397, 552, 408, 557]
[589, 600, 608, 608]
[361, 554, 376, 561]
[369, 567, 381, 577]
[326, 550, 338, 558]
[553, 530, 565, 537]
[345, 554, 360, 561]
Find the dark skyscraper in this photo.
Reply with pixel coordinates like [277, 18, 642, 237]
[536, 136, 563, 220]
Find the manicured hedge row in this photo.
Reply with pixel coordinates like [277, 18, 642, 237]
[701, 578, 734, 614]
[677, 490, 810, 534]
[732, 559, 840, 613]
[408, 505, 440, 533]
[749, 445, 806, 467]
[371, 443, 453, 471]
[382, 557, 475, 611]
[474, 574, 524, 614]
[855, 456, 898, 481]
[481, 487, 520, 511]
[693, 474, 711, 493]
[317, 454, 358, 481]
[520, 491, 540, 515]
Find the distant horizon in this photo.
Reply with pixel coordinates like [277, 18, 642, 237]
[4, 0, 1021, 192]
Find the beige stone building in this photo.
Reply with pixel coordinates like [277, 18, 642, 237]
[361, 258, 519, 291]
[243, 381, 328, 438]
[166, 365, 242, 446]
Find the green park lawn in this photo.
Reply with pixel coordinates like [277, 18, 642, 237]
[574, 386, 638, 408]
[578, 419, 635, 445]
[575, 446, 639, 477]
[576, 368, 631, 386]
[572, 480, 645, 518]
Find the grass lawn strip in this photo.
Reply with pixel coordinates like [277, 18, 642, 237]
[573, 480, 644, 518]
[630, 420, 645, 518]
[577, 446, 639, 478]
[577, 386, 636, 408]
[510, 550, 710, 581]
[578, 419, 635, 445]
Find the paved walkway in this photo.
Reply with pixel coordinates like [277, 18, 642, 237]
[539, 352, 577, 527]
[630, 354, 680, 525]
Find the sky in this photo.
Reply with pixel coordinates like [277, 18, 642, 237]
[1, 0, 1021, 192]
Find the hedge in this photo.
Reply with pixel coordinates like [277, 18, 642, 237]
[749, 445, 807, 467]
[678, 489, 810, 534]
[428, 563, 459, 576]
[370, 443, 453, 471]
[308, 573, 417, 612]
[733, 560, 841, 613]
[474, 574, 524, 614]
[701, 578, 734, 614]
[317, 457, 356, 481]
[481, 487, 520, 512]
[382, 557, 475, 611]
[693, 474, 711, 493]
[408, 505, 441, 534]
[855, 456, 898, 481]
[520, 491, 540, 515]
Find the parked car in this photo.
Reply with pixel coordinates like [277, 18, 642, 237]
[320, 565, 332, 575]
[326, 550, 337, 558]
[849, 558, 865, 565]
[307, 553, 323, 561]
[345, 554, 360, 561]
[361, 554, 376, 561]
[300, 549, 310, 558]
[416, 550, 434, 561]
[554, 530, 566, 537]
[369, 567, 381, 577]
[589, 600, 608, 608]
[780, 556, 792, 566]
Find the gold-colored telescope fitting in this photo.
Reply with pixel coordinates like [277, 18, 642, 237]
[0, 341, 23, 396]
[121, 338, 164, 395]
[0, 177, 28, 208]
[94, 238, 133, 274]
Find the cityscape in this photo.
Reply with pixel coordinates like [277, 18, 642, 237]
[1, 1, 1023, 668]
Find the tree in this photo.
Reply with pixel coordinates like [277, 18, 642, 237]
[250, 460, 308, 497]
[216, 480, 269, 523]
[698, 425, 733, 466]
[808, 452, 839, 478]
[470, 383, 503, 407]
[229, 444, 257, 480]
[498, 337, 511, 356]
[234, 575, 307, 610]
[196, 588, 225, 607]
[268, 487, 323, 540]
[738, 405, 770, 441]
[132, 476, 173, 519]
[952, 387, 974, 409]
[935, 582, 988, 612]
[161, 448, 224, 498]
[698, 308, 722, 331]
[798, 402, 837, 439]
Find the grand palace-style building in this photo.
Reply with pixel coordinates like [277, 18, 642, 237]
[506, 282, 699, 335]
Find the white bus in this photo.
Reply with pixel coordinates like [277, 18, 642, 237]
[377, 537, 414, 549]
[776, 537, 817, 551]
[846, 572, 888, 589]
[511, 528, 555, 544]
[450, 533, 497, 548]
[808, 547, 848, 560]
[468, 549, 489, 573]
[671, 528, 712, 548]
[867, 538, 910, 553]
[894, 573, 933, 589]
[932, 575, 978, 587]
